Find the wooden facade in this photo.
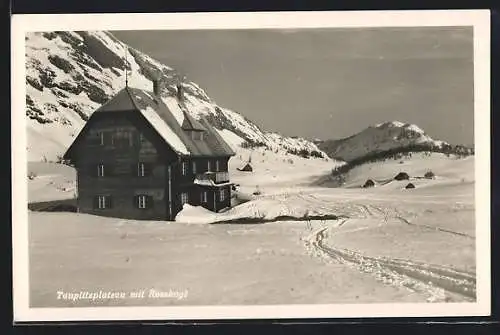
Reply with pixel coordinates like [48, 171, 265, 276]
[64, 85, 235, 221]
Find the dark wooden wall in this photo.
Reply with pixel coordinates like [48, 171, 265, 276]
[173, 156, 231, 215]
[71, 111, 233, 221]
[74, 112, 177, 220]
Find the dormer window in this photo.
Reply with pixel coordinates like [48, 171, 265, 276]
[191, 131, 203, 141]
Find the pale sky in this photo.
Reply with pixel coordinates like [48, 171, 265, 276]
[113, 27, 474, 145]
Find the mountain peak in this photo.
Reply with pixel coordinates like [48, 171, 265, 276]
[318, 121, 450, 162]
[25, 31, 329, 162]
[374, 121, 425, 134]
[375, 120, 406, 128]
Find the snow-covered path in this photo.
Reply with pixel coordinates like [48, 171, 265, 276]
[307, 224, 476, 303]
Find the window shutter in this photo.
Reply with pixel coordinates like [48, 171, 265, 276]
[107, 196, 113, 209]
[147, 195, 154, 208]
[133, 195, 139, 208]
[107, 163, 113, 177]
[102, 131, 110, 145]
[93, 196, 99, 209]
[90, 164, 98, 177]
[144, 163, 152, 177]
[128, 132, 134, 147]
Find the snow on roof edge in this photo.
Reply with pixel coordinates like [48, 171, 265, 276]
[139, 106, 190, 155]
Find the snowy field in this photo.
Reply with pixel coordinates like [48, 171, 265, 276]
[27, 162, 76, 203]
[27, 150, 476, 306]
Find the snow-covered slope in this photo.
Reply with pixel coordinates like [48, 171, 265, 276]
[24, 31, 328, 162]
[317, 121, 471, 162]
[337, 152, 474, 189]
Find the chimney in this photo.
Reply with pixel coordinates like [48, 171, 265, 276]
[153, 78, 164, 97]
[176, 83, 183, 101]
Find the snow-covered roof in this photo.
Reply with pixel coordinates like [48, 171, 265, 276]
[181, 111, 207, 131]
[64, 86, 236, 159]
[139, 106, 189, 154]
[162, 96, 185, 125]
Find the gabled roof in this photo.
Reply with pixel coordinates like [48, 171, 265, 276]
[181, 111, 207, 131]
[93, 88, 137, 113]
[65, 86, 236, 159]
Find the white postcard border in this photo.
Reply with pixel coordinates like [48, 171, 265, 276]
[11, 10, 491, 322]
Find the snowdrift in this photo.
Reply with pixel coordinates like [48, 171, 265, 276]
[175, 193, 340, 224]
[27, 162, 77, 202]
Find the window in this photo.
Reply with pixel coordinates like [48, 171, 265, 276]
[95, 195, 111, 209]
[97, 164, 104, 177]
[137, 163, 145, 177]
[207, 160, 211, 172]
[113, 130, 133, 148]
[215, 160, 220, 172]
[201, 191, 207, 203]
[192, 161, 197, 174]
[219, 189, 226, 201]
[136, 195, 154, 209]
[192, 131, 204, 141]
[180, 192, 189, 205]
[89, 131, 105, 146]
[182, 162, 188, 176]
[137, 195, 147, 209]
[135, 162, 151, 177]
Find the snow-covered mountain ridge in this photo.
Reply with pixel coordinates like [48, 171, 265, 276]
[317, 120, 473, 163]
[24, 31, 328, 162]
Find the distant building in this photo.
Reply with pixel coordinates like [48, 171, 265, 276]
[394, 172, 410, 181]
[237, 162, 253, 172]
[64, 79, 235, 220]
[362, 179, 375, 188]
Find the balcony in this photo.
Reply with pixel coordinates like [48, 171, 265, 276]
[195, 171, 230, 185]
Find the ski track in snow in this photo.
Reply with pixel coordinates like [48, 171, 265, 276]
[295, 188, 476, 302]
[305, 218, 476, 302]
[294, 195, 474, 239]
